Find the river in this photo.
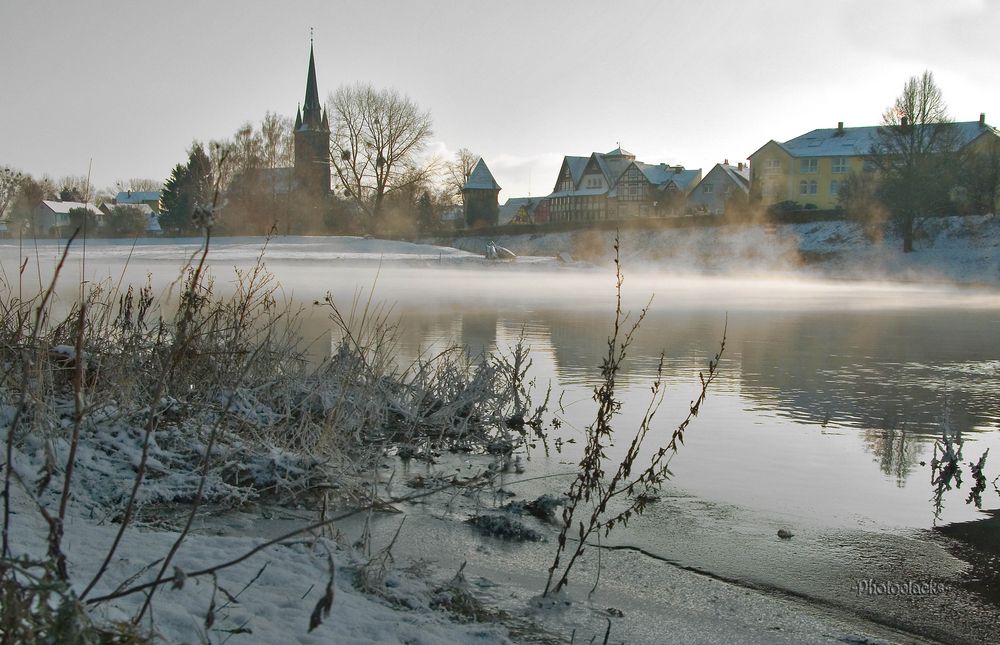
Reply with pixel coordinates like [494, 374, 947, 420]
[4, 234, 1000, 643]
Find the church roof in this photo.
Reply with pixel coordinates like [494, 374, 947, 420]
[463, 159, 501, 191]
[299, 43, 325, 131]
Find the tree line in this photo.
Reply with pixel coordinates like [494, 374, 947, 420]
[4, 72, 997, 245]
[157, 87, 477, 238]
[0, 168, 164, 237]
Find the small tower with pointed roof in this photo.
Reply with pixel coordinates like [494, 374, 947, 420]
[462, 158, 501, 228]
[293, 40, 331, 200]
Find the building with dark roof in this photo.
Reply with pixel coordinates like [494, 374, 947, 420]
[462, 158, 501, 228]
[749, 116, 999, 210]
[687, 162, 751, 215]
[548, 147, 701, 223]
[293, 43, 331, 199]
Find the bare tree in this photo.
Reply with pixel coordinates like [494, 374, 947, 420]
[0, 166, 24, 222]
[259, 111, 294, 170]
[327, 83, 435, 230]
[210, 112, 294, 199]
[871, 70, 959, 252]
[116, 178, 163, 193]
[444, 148, 479, 203]
[55, 175, 93, 203]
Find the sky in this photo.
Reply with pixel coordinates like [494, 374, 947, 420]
[1, 0, 998, 203]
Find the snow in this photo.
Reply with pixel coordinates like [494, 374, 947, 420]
[4, 418, 511, 644]
[4, 407, 898, 644]
[437, 213, 1000, 286]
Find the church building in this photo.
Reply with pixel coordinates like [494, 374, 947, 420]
[223, 41, 333, 234]
[293, 43, 331, 199]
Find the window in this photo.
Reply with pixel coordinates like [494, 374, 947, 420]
[765, 159, 781, 174]
[830, 180, 841, 196]
[702, 182, 714, 194]
[809, 180, 817, 194]
[832, 157, 848, 173]
[800, 158, 818, 174]
[619, 167, 646, 201]
[800, 180, 817, 195]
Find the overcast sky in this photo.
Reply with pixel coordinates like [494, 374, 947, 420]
[2, 0, 998, 202]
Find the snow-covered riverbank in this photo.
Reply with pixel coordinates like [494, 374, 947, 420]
[6, 427, 910, 644]
[434, 214, 1000, 286]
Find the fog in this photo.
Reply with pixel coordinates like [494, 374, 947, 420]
[3, 235, 999, 316]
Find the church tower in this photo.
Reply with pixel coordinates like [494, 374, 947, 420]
[293, 41, 331, 199]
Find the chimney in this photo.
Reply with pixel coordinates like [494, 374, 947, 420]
[738, 162, 744, 171]
[980, 112, 986, 126]
[724, 158, 729, 165]
[837, 121, 844, 134]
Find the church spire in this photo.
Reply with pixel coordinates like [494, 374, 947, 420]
[294, 104, 302, 130]
[301, 40, 322, 129]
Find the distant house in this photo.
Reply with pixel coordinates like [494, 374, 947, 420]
[462, 159, 501, 228]
[498, 197, 542, 225]
[439, 206, 464, 229]
[99, 202, 162, 235]
[32, 200, 102, 236]
[748, 116, 1000, 210]
[687, 162, 750, 215]
[115, 190, 162, 212]
[548, 147, 701, 223]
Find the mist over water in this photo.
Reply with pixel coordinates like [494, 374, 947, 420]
[5, 235, 1000, 639]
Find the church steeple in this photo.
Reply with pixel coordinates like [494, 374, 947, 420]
[300, 42, 323, 130]
[293, 35, 331, 203]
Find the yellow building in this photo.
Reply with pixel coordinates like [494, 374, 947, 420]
[749, 116, 999, 210]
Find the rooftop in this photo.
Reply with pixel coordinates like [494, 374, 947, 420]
[463, 159, 501, 191]
[776, 120, 996, 157]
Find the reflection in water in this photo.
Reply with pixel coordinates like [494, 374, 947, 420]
[371, 302, 1000, 527]
[862, 422, 921, 486]
[6, 237, 999, 527]
[736, 311, 1000, 437]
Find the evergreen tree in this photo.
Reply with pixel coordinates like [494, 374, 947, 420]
[59, 185, 86, 202]
[417, 190, 434, 234]
[159, 143, 214, 235]
[160, 163, 191, 235]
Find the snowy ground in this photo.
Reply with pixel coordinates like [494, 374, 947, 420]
[435, 214, 1000, 286]
[4, 416, 908, 645]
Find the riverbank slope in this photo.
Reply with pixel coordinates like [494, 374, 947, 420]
[433, 214, 1000, 286]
